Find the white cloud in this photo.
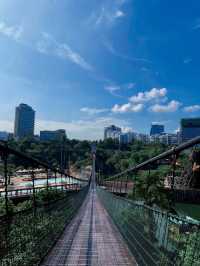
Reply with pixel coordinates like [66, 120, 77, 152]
[95, 7, 125, 26]
[184, 105, 200, 112]
[88, 0, 128, 28]
[36, 32, 93, 71]
[126, 83, 135, 89]
[130, 88, 167, 103]
[112, 103, 131, 113]
[103, 39, 151, 63]
[114, 10, 125, 18]
[150, 100, 181, 113]
[0, 21, 23, 41]
[112, 103, 143, 113]
[104, 85, 121, 94]
[80, 107, 108, 115]
[131, 104, 144, 112]
[104, 83, 135, 97]
[111, 87, 169, 114]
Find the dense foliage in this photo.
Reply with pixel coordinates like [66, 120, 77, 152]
[95, 139, 167, 176]
[1, 137, 168, 177]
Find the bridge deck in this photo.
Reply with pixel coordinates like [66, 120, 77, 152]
[41, 188, 136, 266]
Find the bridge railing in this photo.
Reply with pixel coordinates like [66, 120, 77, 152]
[97, 136, 200, 204]
[97, 187, 200, 266]
[96, 137, 200, 265]
[0, 141, 90, 266]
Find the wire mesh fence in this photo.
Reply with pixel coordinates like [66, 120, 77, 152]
[97, 187, 200, 266]
[0, 141, 90, 265]
[98, 137, 200, 209]
[0, 185, 89, 266]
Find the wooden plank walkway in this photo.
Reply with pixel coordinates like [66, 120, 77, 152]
[41, 187, 137, 266]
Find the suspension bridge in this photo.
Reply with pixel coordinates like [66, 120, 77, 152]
[0, 138, 200, 265]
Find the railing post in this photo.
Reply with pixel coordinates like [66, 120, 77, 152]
[3, 146, 9, 216]
[54, 171, 57, 191]
[120, 177, 123, 194]
[61, 172, 64, 191]
[133, 170, 137, 199]
[125, 174, 128, 194]
[171, 152, 178, 191]
[46, 168, 49, 204]
[171, 151, 179, 206]
[31, 168, 36, 211]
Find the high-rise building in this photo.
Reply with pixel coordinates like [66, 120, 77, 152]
[119, 133, 129, 145]
[14, 104, 35, 139]
[136, 133, 150, 144]
[119, 131, 136, 144]
[150, 123, 165, 136]
[158, 133, 179, 146]
[40, 129, 66, 141]
[104, 125, 122, 140]
[180, 118, 200, 143]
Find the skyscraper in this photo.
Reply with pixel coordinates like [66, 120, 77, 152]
[14, 104, 35, 139]
[104, 125, 122, 140]
[150, 123, 165, 136]
[180, 118, 200, 142]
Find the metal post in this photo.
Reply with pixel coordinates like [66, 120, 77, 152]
[171, 153, 178, 191]
[54, 171, 57, 191]
[61, 173, 64, 191]
[3, 148, 9, 216]
[133, 171, 137, 199]
[120, 177, 123, 194]
[46, 168, 49, 204]
[171, 152, 178, 206]
[46, 168, 49, 191]
[125, 174, 128, 194]
[31, 168, 36, 211]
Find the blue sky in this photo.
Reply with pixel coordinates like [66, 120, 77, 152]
[0, 0, 200, 140]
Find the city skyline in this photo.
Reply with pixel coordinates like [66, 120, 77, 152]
[0, 102, 200, 140]
[1, 1, 200, 139]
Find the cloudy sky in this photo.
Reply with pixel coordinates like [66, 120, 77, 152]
[0, 0, 200, 140]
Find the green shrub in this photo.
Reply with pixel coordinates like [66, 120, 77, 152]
[15, 200, 33, 212]
[0, 198, 15, 216]
[36, 188, 66, 204]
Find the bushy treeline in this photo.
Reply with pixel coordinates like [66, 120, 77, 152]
[2, 137, 168, 175]
[95, 139, 167, 177]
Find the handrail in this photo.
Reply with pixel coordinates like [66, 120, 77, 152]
[110, 136, 200, 179]
[0, 182, 87, 198]
[0, 140, 87, 182]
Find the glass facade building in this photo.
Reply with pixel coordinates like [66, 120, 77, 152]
[14, 104, 35, 139]
[40, 129, 66, 141]
[104, 125, 122, 140]
[181, 118, 200, 142]
[150, 124, 165, 136]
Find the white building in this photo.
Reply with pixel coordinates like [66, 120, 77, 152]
[135, 133, 150, 144]
[159, 134, 179, 145]
[104, 125, 122, 140]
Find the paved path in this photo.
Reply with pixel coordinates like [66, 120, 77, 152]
[41, 187, 136, 266]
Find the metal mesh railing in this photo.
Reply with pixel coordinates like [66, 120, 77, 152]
[0, 141, 90, 265]
[0, 185, 89, 266]
[97, 187, 200, 266]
